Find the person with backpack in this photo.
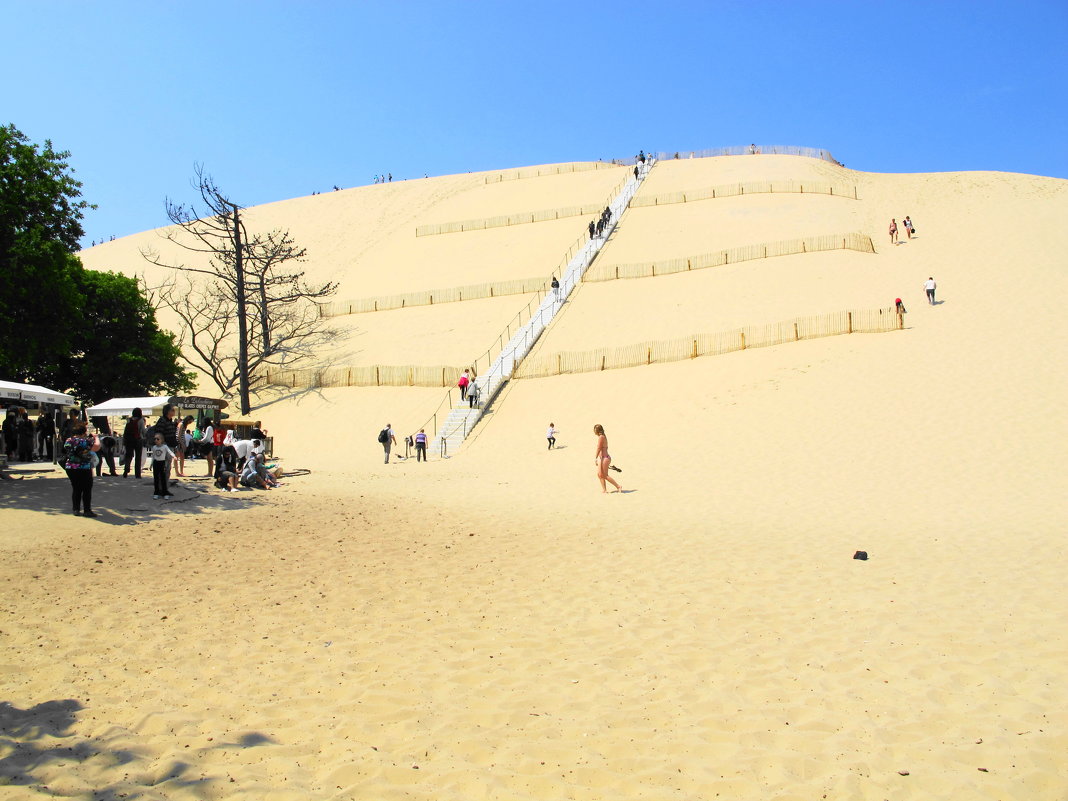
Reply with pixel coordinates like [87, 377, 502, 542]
[457, 369, 471, 402]
[379, 423, 396, 463]
[63, 423, 101, 516]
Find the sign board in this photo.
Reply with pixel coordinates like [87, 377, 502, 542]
[168, 396, 228, 411]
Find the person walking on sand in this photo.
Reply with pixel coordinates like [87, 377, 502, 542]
[546, 422, 557, 450]
[889, 218, 899, 245]
[903, 215, 914, 239]
[593, 424, 622, 493]
[414, 428, 428, 462]
[380, 423, 396, 463]
[457, 369, 471, 402]
[924, 276, 937, 305]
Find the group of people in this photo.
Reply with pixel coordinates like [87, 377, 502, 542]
[3, 408, 41, 462]
[456, 369, 480, 408]
[588, 205, 614, 240]
[889, 216, 915, 244]
[55, 405, 278, 517]
[373, 173, 393, 183]
[2, 407, 60, 463]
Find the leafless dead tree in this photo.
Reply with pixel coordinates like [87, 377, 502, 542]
[143, 166, 338, 413]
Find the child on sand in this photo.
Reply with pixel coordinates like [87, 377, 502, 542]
[547, 423, 558, 449]
[150, 432, 176, 500]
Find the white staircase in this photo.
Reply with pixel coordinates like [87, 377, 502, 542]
[437, 158, 655, 455]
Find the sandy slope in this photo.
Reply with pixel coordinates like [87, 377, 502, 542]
[3, 155, 1066, 800]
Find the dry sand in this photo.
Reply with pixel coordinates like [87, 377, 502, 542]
[3, 155, 1066, 799]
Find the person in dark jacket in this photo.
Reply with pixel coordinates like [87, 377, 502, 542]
[17, 409, 36, 461]
[122, 407, 146, 478]
[36, 411, 56, 462]
[2, 409, 16, 460]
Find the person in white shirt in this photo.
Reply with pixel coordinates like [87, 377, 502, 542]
[924, 277, 937, 305]
[149, 432, 176, 500]
[546, 423, 557, 450]
[233, 438, 264, 468]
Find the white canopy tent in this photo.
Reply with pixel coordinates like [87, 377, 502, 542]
[86, 396, 172, 418]
[86, 395, 228, 418]
[0, 379, 74, 406]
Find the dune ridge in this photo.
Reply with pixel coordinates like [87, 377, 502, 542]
[3, 152, 1063, 799]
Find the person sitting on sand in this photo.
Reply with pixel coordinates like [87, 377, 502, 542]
[593, 424, 621, 494]
[240, 455, 270, 489]
[253, 453, 280, 487]
[215, 469, 239, 493]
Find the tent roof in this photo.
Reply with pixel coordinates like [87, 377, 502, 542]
[86, 396, 171, 418]
[85, 395, 229, 418]
[0, 379, 74, 406]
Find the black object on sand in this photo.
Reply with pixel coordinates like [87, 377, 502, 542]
[609, 465, 622, 473]
[853, 550, 868, 560]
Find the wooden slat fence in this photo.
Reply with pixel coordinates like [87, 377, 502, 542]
[584, 232, 875, 283]
[631, 179, 858, 208]
[265, 364, 470, 389]
[483, 161, 626, 184]
[514, 307, 903, 379]
[318, 276, 549, 317]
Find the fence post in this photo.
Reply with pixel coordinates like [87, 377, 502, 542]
[375, 366, 380, 386]
[601, 354, 606, 371]
[647, 347, 652, 365]
[557, 353, 562, 375]
[802, 240, 807, 253]
[692, 338, 698, 359]
[615, 265, 619, 280]
[848, 312, 853, 334]
[794, 322, 799, 341]
[740, 332, 746, 350]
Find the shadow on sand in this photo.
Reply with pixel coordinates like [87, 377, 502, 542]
[0, 698, 276, 797]
[0, 465, 264, 526]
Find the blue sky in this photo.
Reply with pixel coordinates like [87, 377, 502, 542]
[4, 0, 1066, 246]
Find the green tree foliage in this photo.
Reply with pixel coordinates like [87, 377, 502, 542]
[60, 270, 193, 402]
[0, 123, 194, 402]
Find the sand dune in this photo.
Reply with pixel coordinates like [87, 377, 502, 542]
[4, 153, 1066, 800]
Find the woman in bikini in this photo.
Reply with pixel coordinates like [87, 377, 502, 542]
[593, 424, 622, 493]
